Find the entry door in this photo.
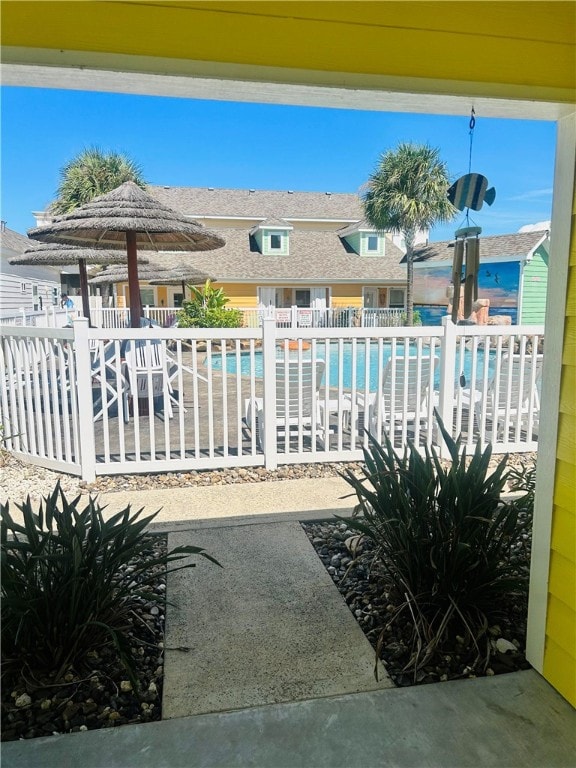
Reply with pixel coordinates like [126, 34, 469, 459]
[310, 287, 327, 311]
[258, 287, 276, 308]
[363, 287, 378, 308]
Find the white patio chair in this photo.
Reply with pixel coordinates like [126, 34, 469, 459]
[475, 353, 543, 442]
[245, 359, 327, 450]
[348, 356, 439, 440]
[91, 340, 130, 423]
[124, 339, 179, 419]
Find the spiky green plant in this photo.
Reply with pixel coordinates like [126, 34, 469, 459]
[340, 412, 530, 676]
[1, 483, 220, 686]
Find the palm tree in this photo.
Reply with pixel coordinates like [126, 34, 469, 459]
[51, 147, 146, 214]
[49, 148, 146, 313]
[363, 142, 456, 326]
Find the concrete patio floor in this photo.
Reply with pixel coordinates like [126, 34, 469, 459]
[2, 480, 575, 768]
[4, 669, 574, 768]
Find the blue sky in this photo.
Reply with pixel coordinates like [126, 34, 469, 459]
[1, 87, 556, 241]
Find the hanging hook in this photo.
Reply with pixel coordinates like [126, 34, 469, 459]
[467, 107, 476, 176]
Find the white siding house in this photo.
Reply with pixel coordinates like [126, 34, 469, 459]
[0, 223, 62, 316]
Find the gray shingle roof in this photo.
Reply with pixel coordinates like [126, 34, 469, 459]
[337, 219, 375, 236]
[410, 230, 549, 264]
[1, 226, 36, 254]
[148, 186, 363, 221]
[154, 227, 406, 283]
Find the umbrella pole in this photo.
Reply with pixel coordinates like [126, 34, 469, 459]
[126, 231, 142, 328]
[78, 258, 92, 327]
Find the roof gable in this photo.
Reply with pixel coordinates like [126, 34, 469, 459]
[249, 217, 294, 235]
[410, 230, 550, 264]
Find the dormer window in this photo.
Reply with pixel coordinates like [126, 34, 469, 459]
[270, 233, 283, 250]
[361, 232, 383, 255]
[339, 220, 385, 256]
[367, 235, 379, 252]
[250, 218, 293, 255]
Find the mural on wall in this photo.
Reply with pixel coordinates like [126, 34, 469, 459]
[414, 260, 520, 324]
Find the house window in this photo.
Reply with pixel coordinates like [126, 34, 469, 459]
[270, 233, 282, 250]
[294, 289, 311, 307]
[140, 288, 155, 307]
[389, 288, 405, 308]
[367, 235, 379, 252]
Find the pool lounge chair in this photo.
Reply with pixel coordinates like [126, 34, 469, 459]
[245, 359, 327, 450]
[348, 355, 439, 442]
[124, 339, 180, 419]
[474, 352, 542, 442]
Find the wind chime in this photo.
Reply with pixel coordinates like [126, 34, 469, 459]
[447, 109, 496, 323]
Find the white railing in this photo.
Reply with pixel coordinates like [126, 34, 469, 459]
[237, 306, 405, 328]
[0, 318, 544, 482]
[0, 307, 72, 328]
[77, 306, 406, 330]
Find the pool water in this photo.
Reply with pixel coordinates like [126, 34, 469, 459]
[207, 342, 495, 391]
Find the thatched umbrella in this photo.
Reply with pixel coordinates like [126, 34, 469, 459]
[89, 261, 212, 288]
[148, 265, 215, 297]
[8, 242, 148, 325]
[28, 181, 225, 328]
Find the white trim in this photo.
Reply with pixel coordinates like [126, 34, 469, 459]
[3, 53, 574, 119]
[517, 260, 525, 323]
[252, 222, 294, 232]
[182, 215, 360, 224]
[526, 111, 576, 673]
[199, 278, 408, 285]
[413, 253, 542, 267]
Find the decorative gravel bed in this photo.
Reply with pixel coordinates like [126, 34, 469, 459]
[1, 535, 167, 743]
[1, 451, 536, 505]
[1, 450, 536, 740]
[301, 514, 533, 687]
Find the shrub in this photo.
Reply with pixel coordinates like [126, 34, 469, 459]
[400, 309, 422, 326]
[339, 413, 530, 676]
[177, 279, 243, 328]
[1, 483, 220, 686]
[508, 461, 536, 511]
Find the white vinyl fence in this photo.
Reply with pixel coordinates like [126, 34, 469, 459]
[0, 318, 543, 482]
[0, 307, 73, 328]
[88, 306, 405, 329]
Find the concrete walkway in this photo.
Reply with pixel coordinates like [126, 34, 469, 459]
[93, 476, 356, 529]
[3, 478, 576, 767]
[163, 521, 392, 719]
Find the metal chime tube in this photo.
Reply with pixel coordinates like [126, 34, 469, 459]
[451, 238, 464, 323]
[463, 238, 476, 319]
[470, 236, 480, 301]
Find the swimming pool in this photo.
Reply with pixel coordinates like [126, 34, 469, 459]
[207, 341, 495, 391]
